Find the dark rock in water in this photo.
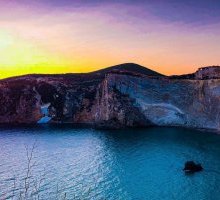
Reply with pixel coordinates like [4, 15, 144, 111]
[183, 161, 203, 174]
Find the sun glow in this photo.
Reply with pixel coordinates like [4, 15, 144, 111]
[0, 30, 73, 78]
[0, 31, 14, 50]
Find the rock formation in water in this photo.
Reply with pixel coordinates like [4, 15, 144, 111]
[0, 63, 220, 131]
[183, 161, 203, 174]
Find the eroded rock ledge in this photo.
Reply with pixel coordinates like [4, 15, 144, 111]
[0, 63, 219, 131]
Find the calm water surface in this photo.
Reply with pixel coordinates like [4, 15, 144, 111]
[0, 126, 220, 200]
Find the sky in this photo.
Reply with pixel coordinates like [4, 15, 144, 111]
[0, 0, 220, 78]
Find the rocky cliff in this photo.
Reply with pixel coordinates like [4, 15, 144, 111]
[0, 63, 219, 131]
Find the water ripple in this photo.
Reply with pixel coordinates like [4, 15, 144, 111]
[0, 127, 220, 199]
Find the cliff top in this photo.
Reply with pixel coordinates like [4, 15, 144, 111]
[0, 63, 164, 82]
[197, 66, 220, 71]
[1, 63, 220, 82]
[93, 63, 164, 77]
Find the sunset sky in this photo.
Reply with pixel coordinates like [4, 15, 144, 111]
[0, 0, 220, 78]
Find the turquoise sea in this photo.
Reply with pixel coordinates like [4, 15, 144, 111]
[0, 126, 220, 200]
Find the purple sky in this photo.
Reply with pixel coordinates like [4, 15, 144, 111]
[6, 0, 220, 24]
[0, 0, 220, 78]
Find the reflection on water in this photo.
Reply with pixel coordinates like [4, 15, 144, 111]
[0, 126, 220, 200]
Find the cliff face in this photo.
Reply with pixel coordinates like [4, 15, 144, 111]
[101, 74, 220, 130]
[0, 64, 219, 131]
[195, 66, 220, 79]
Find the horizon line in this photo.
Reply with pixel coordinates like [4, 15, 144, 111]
[1, 62, 219, 81]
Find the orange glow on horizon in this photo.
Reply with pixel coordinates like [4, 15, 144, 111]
[0, 3, 219, 79]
